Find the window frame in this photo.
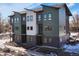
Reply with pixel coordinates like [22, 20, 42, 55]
[27, 26, 29, 30]
[30, 15, 33, 21]
[27, 16, 29, 21]
[38, 15, 41, 21]
[23, 16, 26, 21]
[48, 13, 52, 20]
[30, 26, 33, 30]
[44, 26, 52, 31]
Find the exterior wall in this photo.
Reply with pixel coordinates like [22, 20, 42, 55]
[26, 10, 37, 35]
[59, 8, 66, 37]
[66, 15, 69, 33]
[43, 36, 60, 47]
[42, 6, 60, 47]
[13, 12, 21, 35]
[42, 6, 59, 37]
[59, 8, 70, 43]
[27, 35, 36, 46]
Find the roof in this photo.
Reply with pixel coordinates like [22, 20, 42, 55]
[33, 3, 72, 16]
[9, 3, 72, 17]
[8, 10, 26, 17]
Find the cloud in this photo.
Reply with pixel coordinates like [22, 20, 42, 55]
[67, 3, 75, 7]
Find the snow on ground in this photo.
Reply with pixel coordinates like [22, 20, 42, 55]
[63, 44, 79, 54]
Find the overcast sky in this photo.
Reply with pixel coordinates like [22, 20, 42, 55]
[0, 3, 79, 20]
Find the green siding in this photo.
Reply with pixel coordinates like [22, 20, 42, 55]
[42, 6, 59, 37]
[13, 13, 21, 35]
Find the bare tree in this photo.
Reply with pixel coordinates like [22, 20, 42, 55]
[70, 13, 79, 32]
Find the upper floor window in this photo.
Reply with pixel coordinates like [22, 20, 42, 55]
[38, 15, 41, 21]
[16, 17, 19, 22]
[27, 27, 29, 30]
[30, 26, 33, 30]
[11, 18, 13, 23]
[14, 18, 17, 23]
[23, 17, 26, 21]
[30, 15, 33, 21]
[48, 13, 52, 20]
[27, 16, 29, 21]
[44, 14, 47, 20]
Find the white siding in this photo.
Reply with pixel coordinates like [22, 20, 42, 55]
[26, 10, 37, 35]
[59, 8, 69, 43]
[59, 8, 66, 36]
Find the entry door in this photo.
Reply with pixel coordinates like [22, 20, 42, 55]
[37, 36, 42, 45]
[21, 35, 26, 43]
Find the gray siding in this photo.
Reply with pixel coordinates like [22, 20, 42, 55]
[42, 6, 59, 37]
[13, 13, 21, 35]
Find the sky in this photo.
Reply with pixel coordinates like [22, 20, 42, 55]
[0, 3, 79, 21]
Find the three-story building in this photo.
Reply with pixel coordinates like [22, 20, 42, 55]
[9, 3, 72, 47]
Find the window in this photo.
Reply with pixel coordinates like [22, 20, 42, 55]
[27, 27, 29, 30]
[11, 18, 13, 23]
[30, 15, 33, 21]
[27, 16, 29, 21]
[44, 26, 52, 31]
[44, 14, 47, 20]
[44, 37, 52, 43]
[48, 13, 52, 20]
[44, 38, 47, 43]
[23, 17, 25, 21]
[14, 18, 17, 23]
[16, 17, 19, 22]
[30, 26, 33, 30]
[38, 15, 41, 21]
[28, 36, 32, 42]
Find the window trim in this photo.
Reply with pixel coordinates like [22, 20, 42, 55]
[38, 15, 41, 21]
[27, 16, 29, 21]
[30, 15, 33, 21]
[23, 17, 25, 21]
[30, 26, 33, 30]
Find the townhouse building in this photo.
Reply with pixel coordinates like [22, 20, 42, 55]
[9, 3, 72, 47]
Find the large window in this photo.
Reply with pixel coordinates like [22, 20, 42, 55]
[30, 15, 33, 21]
[38, 15, 41, 21]
[48, 13, 52, 20]
[44, 26, 52, 31]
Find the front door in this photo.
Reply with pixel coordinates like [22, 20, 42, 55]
[21, 35, 26, 43]
[36, 36, 42, 45]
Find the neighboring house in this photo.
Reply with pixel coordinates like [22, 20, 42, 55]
[9, 11, 26, 43]
[9, 3, 72, 47]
